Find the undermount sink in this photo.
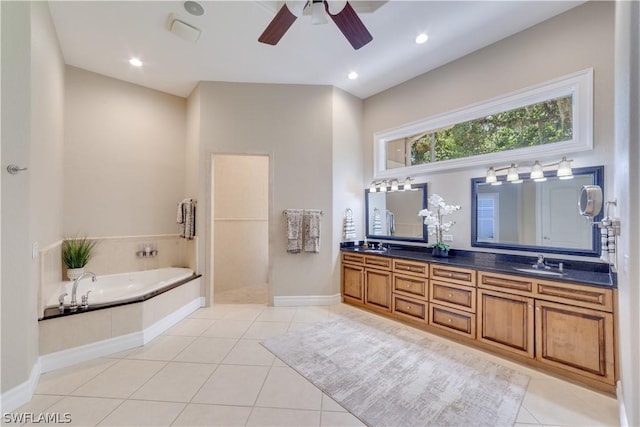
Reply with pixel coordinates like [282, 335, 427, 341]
[512, 267, 564, 277]
[353, 248, 388, 254]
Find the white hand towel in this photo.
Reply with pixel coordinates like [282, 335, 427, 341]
[285, 209, 303, 254]
[303, 210, 322, 254]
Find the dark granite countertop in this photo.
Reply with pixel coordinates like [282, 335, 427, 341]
[341, 244, 616, 289]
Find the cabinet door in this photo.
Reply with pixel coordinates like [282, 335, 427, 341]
[535, 300, 615, 385]
[478, 289, 534, 358]
[342, 263, 364, 303]
[365, 269, 392, 311]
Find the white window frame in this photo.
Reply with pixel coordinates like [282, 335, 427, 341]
[372, 68, 593, 180]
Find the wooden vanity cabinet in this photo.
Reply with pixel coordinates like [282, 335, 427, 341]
[341, 253, 365, 304]
[391, 258, 429, 322]
[341, 252, 617, 392]
[428, 264, 477, 338]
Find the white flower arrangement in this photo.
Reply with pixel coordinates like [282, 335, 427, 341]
[418, 194, 461, 251]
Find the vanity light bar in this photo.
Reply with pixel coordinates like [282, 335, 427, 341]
[485, 157, 573, 184]
[369, 177, 414, 193]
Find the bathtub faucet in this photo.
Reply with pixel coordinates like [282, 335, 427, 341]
[70, 272, 97, 312]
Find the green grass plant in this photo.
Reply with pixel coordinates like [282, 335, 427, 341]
[62, 235, 96, 269]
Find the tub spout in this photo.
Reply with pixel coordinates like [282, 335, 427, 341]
[70, 272, 96, 312]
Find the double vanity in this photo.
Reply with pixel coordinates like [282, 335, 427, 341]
[340, 245, 617, 394]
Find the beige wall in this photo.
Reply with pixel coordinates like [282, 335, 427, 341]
[213, 154, 269, 294]
[63, 66, 187, 237]
[190, 82, 350, 300]
[363, 2, 615, 255]
[1, 1, 65, 393]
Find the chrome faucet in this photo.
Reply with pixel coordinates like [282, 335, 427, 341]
[70, 272, 96, 311]
[533, 254, 550, 270]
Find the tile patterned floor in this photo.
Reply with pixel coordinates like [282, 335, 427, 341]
[8, 304, 619, 426]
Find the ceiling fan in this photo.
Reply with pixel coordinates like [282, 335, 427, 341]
[258, 0, 373, 50]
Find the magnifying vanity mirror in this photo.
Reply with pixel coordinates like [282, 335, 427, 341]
[365, 183, 428, 242]
[471, 166, 604, 256]
[578, 185, 603, 218]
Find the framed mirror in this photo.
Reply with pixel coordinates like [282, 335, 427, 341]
[365, 183, 428, 242]
[471, 166, 604, 256]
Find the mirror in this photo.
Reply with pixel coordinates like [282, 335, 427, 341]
[366, 183, 428, 242]
[471, 166, 604, 257]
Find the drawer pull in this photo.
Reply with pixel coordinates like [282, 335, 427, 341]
[448, 293, 453, 298]
[448, 318, 452, 323]
[406, 306, 412, 310]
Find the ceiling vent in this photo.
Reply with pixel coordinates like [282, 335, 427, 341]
[169, 17, 201, 43]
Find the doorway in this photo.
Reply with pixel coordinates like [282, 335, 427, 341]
[211, 154, 269, 304]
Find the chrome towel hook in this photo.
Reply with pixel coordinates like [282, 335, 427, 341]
[6, 164, 28, 175]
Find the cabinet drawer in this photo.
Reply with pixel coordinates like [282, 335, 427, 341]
[430, 265, 476, 287]
[392, 294, 427, 322]
[341, 252, 365, 265]
[393, 259, 429, 277]
[430, 281, 476, 313]
[393, 273, 428, 300]
[478, 271, 534, 296]
[364, 255, 392, 270]
[429, 304, 476, 338]
[535, 280, 613, 312]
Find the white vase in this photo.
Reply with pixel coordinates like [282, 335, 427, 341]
[67, 267, 85, 281]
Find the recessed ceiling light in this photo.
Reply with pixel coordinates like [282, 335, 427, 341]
[415, 33, 429, 44]
[184, 1, 205, 16]
[129, 57, 143, 67]
[348, 71, 358, 80]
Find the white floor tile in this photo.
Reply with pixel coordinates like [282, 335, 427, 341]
[191, 364, 270, 406]
[163, 318, 215, 336]
[70, 359, 166, 399]
[522, 377, 619, 426]
[321, 410, 366, 426]
[125, 335, 195, 361]
[255, 366, 322, 410]
[25, 396, 123, 427]
[173, 336, 237, 364]
[222, 306, 265, 321]
[246, 407, 321, 426]
[201, 319, 253, 339]
[35, 358, 117, 395]
[242, 321, 290, 340]
[97, 399, 184, 426]
[172, 403, 252, 426]
[222, 339, 276, 366]
[188, 306, 235, 320]
[130, 362, 216, 402]
[321, 394, 348, 412]
[256, 307, 298, 322]
[12, 394, 64, 416]
[292, 307, 330, 323]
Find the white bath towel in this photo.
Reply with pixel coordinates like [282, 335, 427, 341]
[177, 199, 196, 239]
[303, 210, 322, 254]
[285, 209, 303, 254]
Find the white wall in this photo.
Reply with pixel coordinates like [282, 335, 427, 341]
[1, 1, 65, 394]
[363, 2, 615, 254]
[63, 66, 187, 237]
[613, 1, 640, 424]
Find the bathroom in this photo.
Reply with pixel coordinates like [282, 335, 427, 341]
[1, 0, 638, 424]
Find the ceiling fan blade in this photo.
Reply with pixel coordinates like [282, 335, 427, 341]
[326, 1, 372, 50]
[258, 4, 298, 45]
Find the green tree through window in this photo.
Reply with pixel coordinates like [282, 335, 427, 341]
[396, 95, 573, 168]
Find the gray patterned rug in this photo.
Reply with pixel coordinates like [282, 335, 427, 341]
[262, 310, 529, 427]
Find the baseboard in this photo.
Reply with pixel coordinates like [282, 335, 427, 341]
[1, 296, 204, 414]
[142, 297, 204, 343]
[0, 359, 42, 415]
[617, 380, 629, 427]
[273, 293, 342, 307]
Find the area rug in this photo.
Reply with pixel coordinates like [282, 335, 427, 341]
[262, 311, 530, 427]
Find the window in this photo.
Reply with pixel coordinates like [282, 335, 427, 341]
[374, 69, 593, 179]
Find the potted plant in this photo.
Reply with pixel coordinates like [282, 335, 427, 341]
[63, 235, 96, 280]
[419, 194, 461, 257]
